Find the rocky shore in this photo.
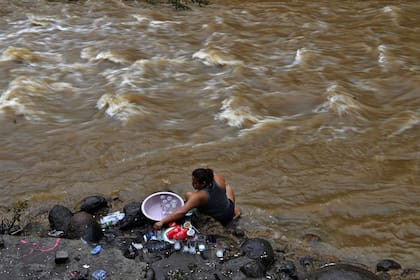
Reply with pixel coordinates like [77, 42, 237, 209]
[1, 195, 419, 280]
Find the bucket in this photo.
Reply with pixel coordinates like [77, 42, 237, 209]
[141, 191, 184, 221]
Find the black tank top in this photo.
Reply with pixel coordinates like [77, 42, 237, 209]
[198, 181, 230, 220]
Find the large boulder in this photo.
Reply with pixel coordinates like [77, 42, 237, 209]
[240, 238, 275, 270]
[67, 211, 102, 243]
[48, 205, 73, 232]
[79, 195, 108, 214]
[309, 264, 379, 280]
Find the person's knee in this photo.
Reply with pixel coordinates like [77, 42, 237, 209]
[234, 207, 241, 219]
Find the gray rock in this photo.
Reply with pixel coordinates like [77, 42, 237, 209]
[0, 235, 148, 280]
[150, 251, 220, 279]
[309, 264, 379, 280]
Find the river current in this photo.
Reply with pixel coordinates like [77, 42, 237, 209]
[1, 0, 419, 268]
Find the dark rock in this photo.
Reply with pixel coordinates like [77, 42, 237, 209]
[230, 270, 249, 280]
[233, 227, 245, 238]
[145, 268, 154, 280]
[0, 236, 4, 249]
[277, 260, 297, 279]
[150, 251, 218, 279]
[224, 256, 254, 272]
[240, 259, 266, 278]
[240, 238, 275, 270]
[55, 250, 69, 264]
[119, 201, 147, 230]
[214, 271, 231, 280]
[300, 256, 315, 273]
[67, 211, 102, 243]
[123, 244, 138, 259]
[80, 196, 108, 214]
[48, 205, 73, 232]
[300, 256, 314, 267]
[376, 259, 402, 272]
[309, 263, 380, 280]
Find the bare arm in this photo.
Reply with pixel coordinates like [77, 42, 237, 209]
[153, 191, 206, 229]
[214, 172, 227, 189]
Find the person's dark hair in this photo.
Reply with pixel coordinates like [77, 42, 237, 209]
[192, 168, 214, 185]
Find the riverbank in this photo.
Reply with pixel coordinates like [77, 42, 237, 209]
[1, 196, 419, 280]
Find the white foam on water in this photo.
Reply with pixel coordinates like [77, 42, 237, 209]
[0, 47, 40, 63]
[387, 112, 420, 138]
[215, 97, 261, 128]
[132, 14, 181, 28]
[0, 97, 28, 119]
[382, 5, 401, 25]
[315, 125, 370, 141]
[95, 50, 129, 65]
[96, 93, 149, 122]
[378, 44, 387, 65]
[314, 84, 364, 118]
[192, 48, 243, 67]
[0, 77, 46, 121]
[291, 48, 305, 66]
[237, 116, 286, 137]
[0, 76, 84, 123]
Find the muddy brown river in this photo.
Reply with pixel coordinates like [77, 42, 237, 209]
[1, 0, 419, 268]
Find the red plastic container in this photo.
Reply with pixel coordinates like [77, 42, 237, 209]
[166, 225, 181, 239]
[174, 228, 189, 240]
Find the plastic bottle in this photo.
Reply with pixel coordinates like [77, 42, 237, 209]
[143, 232, 155, 242]
[100, 211, 125, 228]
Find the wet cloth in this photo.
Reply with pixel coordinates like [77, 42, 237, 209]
[198, 181, 235, 226]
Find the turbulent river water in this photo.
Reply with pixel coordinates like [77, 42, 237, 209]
[1, 0, 419, 269]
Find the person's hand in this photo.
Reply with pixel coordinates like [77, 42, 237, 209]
[153, 221, 164, 230]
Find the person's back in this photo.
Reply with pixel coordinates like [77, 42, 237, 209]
[198, 180, 233, 225]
